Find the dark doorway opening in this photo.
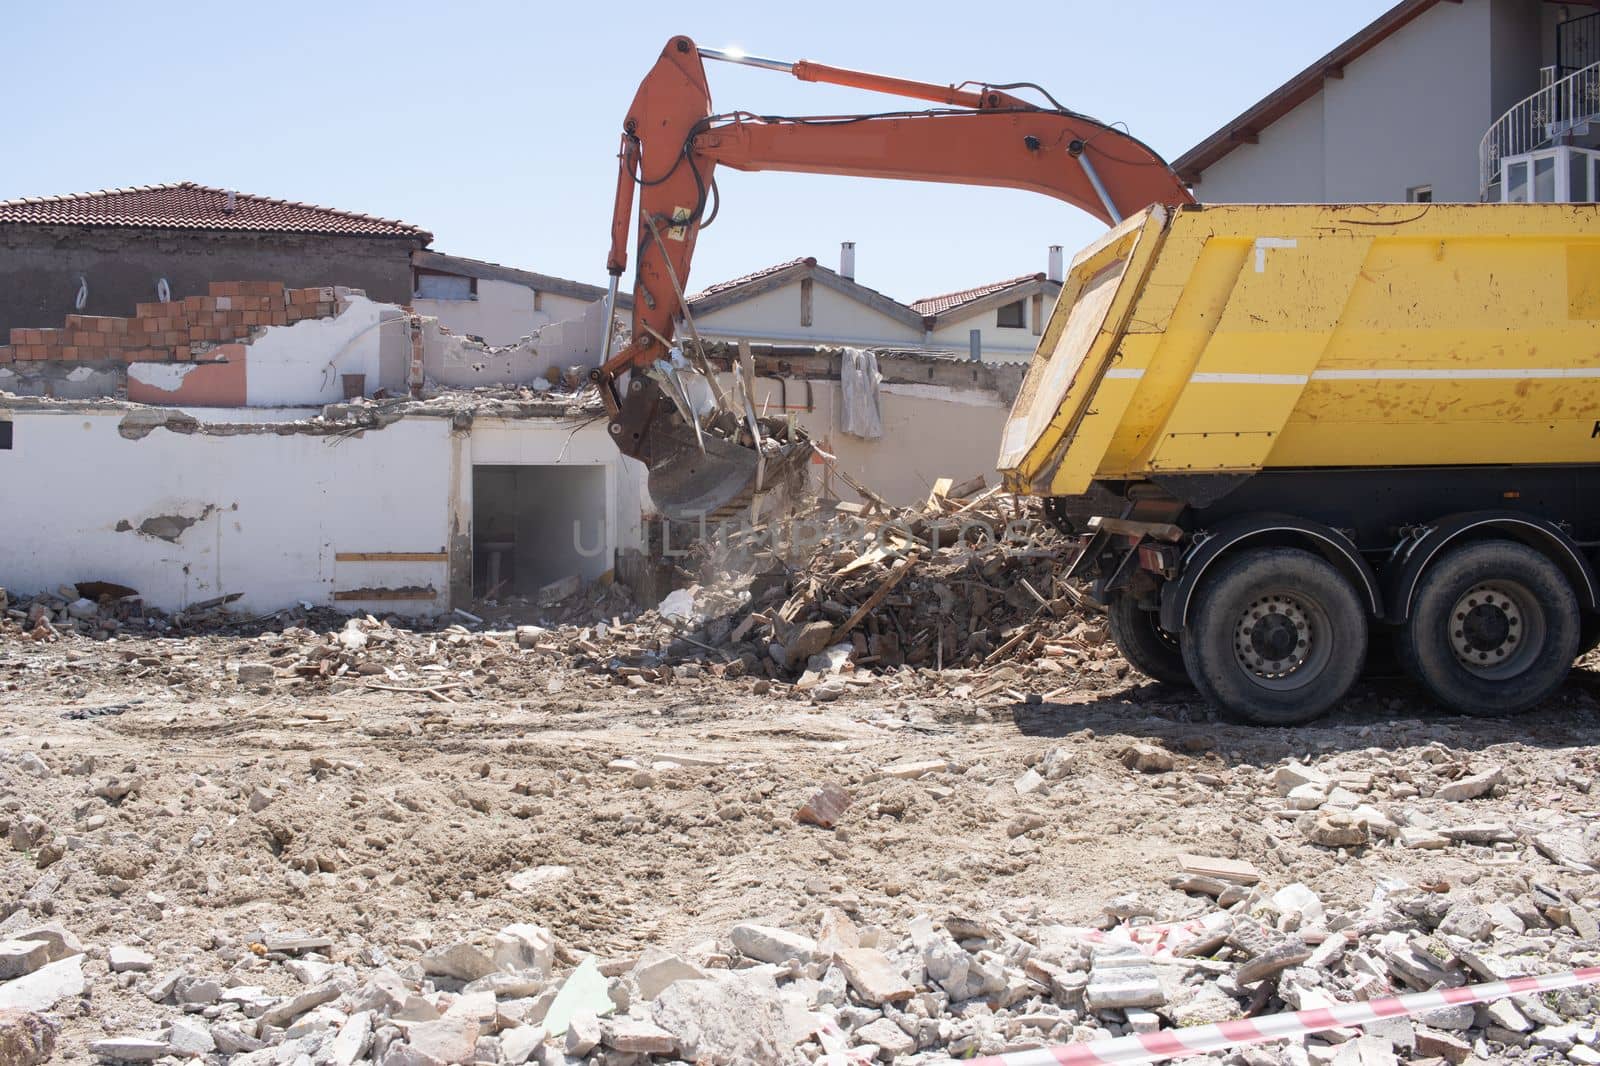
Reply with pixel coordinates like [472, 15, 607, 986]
[471, 465, 608, 597]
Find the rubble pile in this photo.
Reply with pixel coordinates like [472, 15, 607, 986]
[526, 482, 1125, 703]
[0, 583, 241, 643]
[4, 854, 1598, 1064]
[5, 704, 1600, 1065]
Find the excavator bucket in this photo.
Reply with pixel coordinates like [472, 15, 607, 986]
[644, 415, 813, 522]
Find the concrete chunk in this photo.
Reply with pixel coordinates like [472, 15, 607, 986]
[565, 1011, 601, 1056]
[0, 955, 84, 1012]
[630, 948, 707, 1001]
[1085, 958, 1165, 1012]
[651, 972, 791, 1065]
[89, 1037, 168, 1061]
[1176, 854, 1261, 885]
[834, 947, 914, 1005]
[329, 1011, 373, 1066]
[602, 1016, 678, 1054]
[856, 1016, 915, 1056]
[7, 923, 81, 963]
[491, 925, 554, 976]
[730, 924, 816, 965]
[0, 941, 49, 981]
[1435, 766, 1503, 801]
[107, 945, 154, 974]
[420, 940, 496, 982]
[166, 1017, 214, 1056]
[258, 979, 343, 1029]
[1272, 761, 1330, 795]
[404, 1017, 478, 1064]
[880, 759, 947, 780]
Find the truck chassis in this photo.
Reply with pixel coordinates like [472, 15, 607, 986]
[1060, 464, 1600, 724]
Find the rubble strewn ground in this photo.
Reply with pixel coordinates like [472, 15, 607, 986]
[2, 494, 1599, 1065]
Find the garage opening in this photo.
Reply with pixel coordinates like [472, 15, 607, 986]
[472, 465, 608, 597]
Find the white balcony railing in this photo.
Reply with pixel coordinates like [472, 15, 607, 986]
[1479, 61, 1600, 200]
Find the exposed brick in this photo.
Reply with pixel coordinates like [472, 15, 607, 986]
[0, 346, 11, 364]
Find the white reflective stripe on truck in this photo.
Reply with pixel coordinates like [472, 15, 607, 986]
[1173, 368, 1600, 385]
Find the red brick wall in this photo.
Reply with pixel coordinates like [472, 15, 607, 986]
[0, 282, 342, 365]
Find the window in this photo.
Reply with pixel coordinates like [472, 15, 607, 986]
[416, 272, 475, 301]
[1502, 146, 1600, 203]
[0, 421, 10, 450]
[1406, 184, 1433, 203]
[996, 299, 1026, 329]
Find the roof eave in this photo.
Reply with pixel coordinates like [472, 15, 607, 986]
[0, 218, 431, 243]
[927, 278, 1060, 329]
[413, 250, 627, 307]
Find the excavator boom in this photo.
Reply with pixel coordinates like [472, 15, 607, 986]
[601, 35, 1193, 520]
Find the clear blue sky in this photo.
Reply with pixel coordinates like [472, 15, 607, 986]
[11, 1, 1392, 303]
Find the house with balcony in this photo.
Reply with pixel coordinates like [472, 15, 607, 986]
[1174, 0, 1600, 206]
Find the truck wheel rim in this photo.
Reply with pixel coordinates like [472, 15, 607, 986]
[1232, 592, 1329, 691]
[1448, 580, 1543, 680]
[1145, 612, 1181, 653]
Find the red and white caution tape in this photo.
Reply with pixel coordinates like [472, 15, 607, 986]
[951, 966, 1600, 1066]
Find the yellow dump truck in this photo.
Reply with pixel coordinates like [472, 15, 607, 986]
[999, 202, 1600, 724]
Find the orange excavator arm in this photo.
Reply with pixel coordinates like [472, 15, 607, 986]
[600, 35, 1193, 520]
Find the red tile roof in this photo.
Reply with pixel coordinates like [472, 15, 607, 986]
[687, 257, 814, 302]
[0, 182, 430, 241]
[910, 273, 1044, 317]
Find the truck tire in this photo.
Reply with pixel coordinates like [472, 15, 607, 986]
[1107, 593, 1191, 687]
[1181, 548, 1367, 726]
[1397, 540, 1579, 716]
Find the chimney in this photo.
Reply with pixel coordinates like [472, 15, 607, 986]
[839, 241, 856, 280]
[1047, 245, 1064, 283]
[224, 190, 237, 214]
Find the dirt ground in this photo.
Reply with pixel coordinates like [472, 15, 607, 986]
[3, 619, 1599, 1061]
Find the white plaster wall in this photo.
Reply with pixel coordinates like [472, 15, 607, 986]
[415, 280, 594, 346]
[695, 281, 922, 347]
[246, 296, 408, 407]
[422, 299, 610, 388]
[0, 410, 455, 613]
[725, 375, 1008, 506]
[1192, 0, 1540, 204]
[467, 418, 647, 577]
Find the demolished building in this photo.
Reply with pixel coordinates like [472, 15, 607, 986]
[0, 277, 1026, 617]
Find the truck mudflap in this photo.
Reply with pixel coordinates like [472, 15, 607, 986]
[1063, 515, 1185, 606]
[997, 207, 1169, 496]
